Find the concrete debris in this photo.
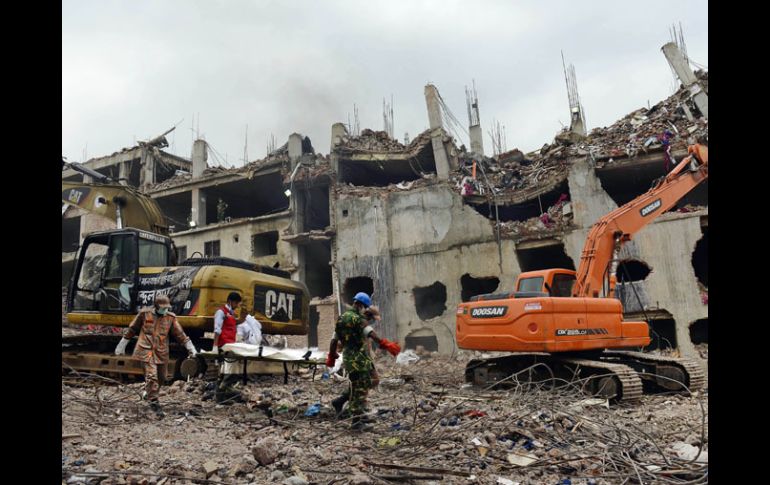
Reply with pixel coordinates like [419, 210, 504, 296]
[63, 352, 708, 484]
[252, 437, 282, 466]
[282, 476, 309, 485]
[202, 460, 219, 478]
[498, 196, 574, 238]
[497, 478, 520, 485]
[506, 452, 538, 467]
[669, 441, 708, 463]
[337, 128, 433, 155]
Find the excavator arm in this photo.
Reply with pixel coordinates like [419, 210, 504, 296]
[62, 162, 168, 235]
[572, 144, 708, 298]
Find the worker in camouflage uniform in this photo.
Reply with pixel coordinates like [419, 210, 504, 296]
[115, 295, 197, 416]
[326, 292, 401, 430]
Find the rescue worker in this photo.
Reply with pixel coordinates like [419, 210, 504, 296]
[212, 292, 242, 352]
[328, 305, 381, 416]
[211, 292, 244, 403]
[326, 292, 401, 430]
[114, 295, 197, 416]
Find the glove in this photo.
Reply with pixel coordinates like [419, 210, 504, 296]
[379, 338, 401, 357]
[115, 337, 130, 356]
[211, 345, 219, 354]
[326, 351, 338, 368]
[185, 340, 198, 358]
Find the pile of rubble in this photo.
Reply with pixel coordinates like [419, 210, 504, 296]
[335, 173, 440, 197]
[498, 198, 574, 239]
[62, 352, 707, 485]
[337, 129, 433, 155]
[562, 70, 708, 161]
[452, 151, 569, 200]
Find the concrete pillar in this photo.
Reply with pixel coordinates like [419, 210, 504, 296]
[191, 187, 207, 228]
[119, 161, 130, 186]
[288, 133, 303, 169]
[570, 109, 587, 137]
[331, 123, 347, 148]
[139, 147, 155, 186]
[424, 84, 451, 181]
[330, 123, 347, 178]
[661, 42, 708, 119]
[425, 84, 443, 129]
[192, 139, 208, 178]
[469, 125, 484, 155]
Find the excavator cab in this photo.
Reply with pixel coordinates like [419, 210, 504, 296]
[68, 228, 174, 313]
[516, 269, 577, 297]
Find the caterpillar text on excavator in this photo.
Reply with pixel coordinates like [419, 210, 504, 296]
[456, 144, 708, 402]
[62, 161, 310, 381]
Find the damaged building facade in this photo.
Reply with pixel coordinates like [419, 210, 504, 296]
[62, 46, 707, 359]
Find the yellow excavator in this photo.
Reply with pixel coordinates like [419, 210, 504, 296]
[62, 161, 310, 380]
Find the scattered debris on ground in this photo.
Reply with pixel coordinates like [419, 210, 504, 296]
[63, 351, 708, 484]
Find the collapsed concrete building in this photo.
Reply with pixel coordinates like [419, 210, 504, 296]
[62, 47, 708, 359]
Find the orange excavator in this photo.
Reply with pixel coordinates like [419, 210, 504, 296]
[456, 144, 708, 401]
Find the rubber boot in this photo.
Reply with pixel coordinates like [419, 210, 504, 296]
[331, 394, 349, 418]
[350, 415, 373, 432]
[149, 400, 165, 417]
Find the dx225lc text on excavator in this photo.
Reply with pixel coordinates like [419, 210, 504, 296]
[456, 144, 708, 402]
[62, 161, 310, 381]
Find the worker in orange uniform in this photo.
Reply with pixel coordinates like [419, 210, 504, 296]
[115, 295, 197, 416]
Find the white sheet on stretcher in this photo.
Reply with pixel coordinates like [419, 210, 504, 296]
[211, 343, 327, 363]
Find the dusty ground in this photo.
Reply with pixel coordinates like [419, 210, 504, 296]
[62, 349, 708, 485]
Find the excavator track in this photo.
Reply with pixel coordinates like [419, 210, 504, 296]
[62, 334, 213, 383]
[600, 350, 706, 394]
[465, 353, 643, 403]
[559, 357, 643, 402]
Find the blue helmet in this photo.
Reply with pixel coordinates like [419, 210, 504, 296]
[353, 292, 372, 308]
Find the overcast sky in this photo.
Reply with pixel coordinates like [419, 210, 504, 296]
[62, 0, 707, 166]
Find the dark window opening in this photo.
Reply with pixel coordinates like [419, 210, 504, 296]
[155, 192, 193, 233]
[516, 243, 575, 272]
[62, 216, 81, 252]
[95, 165, 120, 182]
[339, 144, 435, 187]
[412, 282, 447, 320]
[617, 260, 652, 282]
[597, 162, 667, 207]
[204, 240, 220, 257]
[692, 228, 708, 287]
[597, 161, 708, 210]
[645, 318, 677, 351]
[404, 332, 439, 352]
[342, 209, 349, 217]
[205, 173, 290, 223]
[252, 231, 279, 257]
[129, 160, 141, 187]
[461, 274, 500, 302]
[343, 277, 374, 305]
[300, 185, 330, 231]
[155, 160, 181, 184]
[176, 246, 187, 263]
[308, 307, 320, 348]
[304, 241, 333, 299]
[466, 182, 570, 222]
[551, 273, 576, 297]
[690, 318, 707, 345]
